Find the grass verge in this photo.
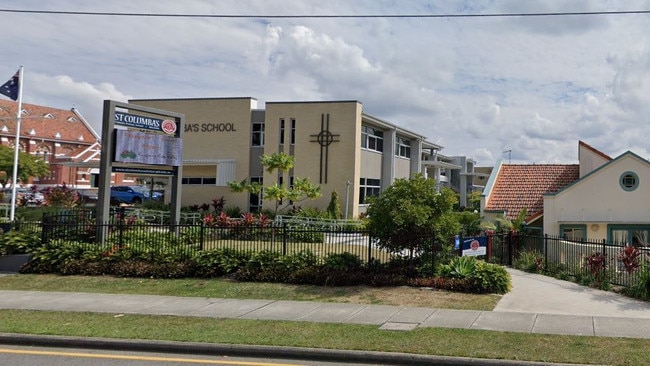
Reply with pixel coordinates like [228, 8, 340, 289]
[0, 274, 501, 310]
[2, 274, 646, 365]
[0, 309, 648, 366]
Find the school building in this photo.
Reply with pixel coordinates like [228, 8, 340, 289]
[130, 98, 476, 218]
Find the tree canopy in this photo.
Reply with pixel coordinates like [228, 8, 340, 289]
[365, 173, 457, 254]
[228, 152, 321, 215]
[0, 145, 50, 187]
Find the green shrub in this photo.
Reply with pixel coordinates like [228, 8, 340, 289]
[223, 206, 243, 217]
[288, 225, 325, 243]
[471, 261, 511, 294]
[514, 250, 544, 273]
[21, 239, 89, 273]
[282, 250, 318, 272]
[623, 262, 650, 300]
[323, 252, 362, 272]
[0, 229, 41, 255]
[438, 256, 477, 279]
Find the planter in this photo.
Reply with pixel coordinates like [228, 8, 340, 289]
[0, 254, 33, 273]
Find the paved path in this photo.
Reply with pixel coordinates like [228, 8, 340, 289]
[0, 269, 649, 339]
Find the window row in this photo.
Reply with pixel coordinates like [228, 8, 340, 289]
[252, 119, 297, 147]
[395, 137, 411, 158]
[359, 177, 381, 204]
[181, 177, 217, 185]
[561, 224, 650, 247]
[361, 125, 383, 152]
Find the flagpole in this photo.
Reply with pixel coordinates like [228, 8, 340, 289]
[9, 66, 24, 221]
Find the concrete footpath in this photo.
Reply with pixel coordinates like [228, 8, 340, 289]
[0, 269, 649, 365]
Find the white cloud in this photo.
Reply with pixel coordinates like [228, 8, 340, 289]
[27, 73, 132, 132]
[3, 0, 650, 165]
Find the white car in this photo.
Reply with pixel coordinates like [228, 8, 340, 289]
[2, 187, 45, 205]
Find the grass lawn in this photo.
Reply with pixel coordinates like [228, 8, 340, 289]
[0, 274, 648, 365]
[0, 274, 499, 309]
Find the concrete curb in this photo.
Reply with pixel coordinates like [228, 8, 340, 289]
[0, 333, 592, 366]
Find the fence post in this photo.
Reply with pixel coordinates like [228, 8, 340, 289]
[367, 231, 372, 264]
[282, 222, 287, 256]
[507, 230, 513, 266]
[41, 212, 49, 245]
[486, 230, 493, 262]
[199, 220, 204, 251]
[118, 206, 125, 246]
[544, 234, 548, 272]
[431, 231, 436, 274]
[602, 238, 607, 280]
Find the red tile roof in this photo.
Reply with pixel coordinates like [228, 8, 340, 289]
[485, 164, 580, 221]
[0, 100, 98, 144]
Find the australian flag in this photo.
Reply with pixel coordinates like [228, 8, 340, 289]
[0, 70, 19, 101]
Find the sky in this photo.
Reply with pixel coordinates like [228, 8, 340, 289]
[2, 0, 650, 166]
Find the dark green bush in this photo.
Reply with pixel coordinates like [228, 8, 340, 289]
[323, 252, 362, 272]
[622, 263, 650, 300]
[0, 229, 41, 255]
[471, 261, 511, 294]
[514, 250, 544, 273]
[437, 256, 477, 279]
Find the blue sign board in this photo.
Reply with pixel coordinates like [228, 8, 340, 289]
[462, 236, 487, 257]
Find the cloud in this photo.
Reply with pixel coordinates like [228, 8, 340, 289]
[4, 0, 650, 166]
[27, 73, 132, 132]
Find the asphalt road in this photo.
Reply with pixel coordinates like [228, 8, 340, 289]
[0, 345, 362, 366]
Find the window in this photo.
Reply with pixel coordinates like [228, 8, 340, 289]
[619, 171, 639, 191]
[609, 225, 650, 247]
[249, 177, 263, 212]
[181, 177, 216, 185]
[560, 225, 586, 241]
[361, 125, 383, 152]
[359, 178, 381, 204]
[279, 118, 285, 145]
[290, 119, 296, 144]
[395, 137, 411, 158]
[251, 122, 265, 147]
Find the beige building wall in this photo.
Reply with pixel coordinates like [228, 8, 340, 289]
[126, 98, 437, 219]
[130, 98, 256, 210]
[544, 153, 650, 240]
[394, 157, 411, 179]
[264, 101, 363, 218]
[360, 150, 382, 178]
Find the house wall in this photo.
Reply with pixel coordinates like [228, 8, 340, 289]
[544, 154, 650, 240]
[579, 142, 610, 178]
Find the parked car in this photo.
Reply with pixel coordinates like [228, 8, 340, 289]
[73, 188, 99, 206]
[110, 186, 147, 205]
[2, 187, 44, 206]
[132, 186, 163, 201]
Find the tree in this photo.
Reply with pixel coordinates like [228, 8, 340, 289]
[326, 190, 342, 219]
[228, 152, 321, 215]
[366, 173, 457, 255]
[0, 145, 50, 187]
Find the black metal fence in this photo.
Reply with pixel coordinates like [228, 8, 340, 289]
[29, 210, 441, 265]
[487, 230, 650, 287]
